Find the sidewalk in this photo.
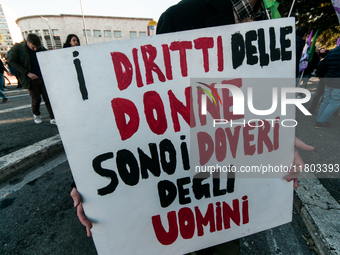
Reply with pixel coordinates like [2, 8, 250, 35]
[294, 77, 340, 254]
[0, 77, 339, 254]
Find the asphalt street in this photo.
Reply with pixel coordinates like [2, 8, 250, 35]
[0, 154, 97, 255]
[0, 83, 59, 157]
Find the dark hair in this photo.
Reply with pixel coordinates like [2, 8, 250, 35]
[26, 33, 41, 46]
[63, 34, 80, 48]
[296, 26, 309, 37]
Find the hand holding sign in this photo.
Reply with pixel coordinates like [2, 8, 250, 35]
[286, 137, 315, 188]
[27, 72, 39, 80]
[70, 187, 93, 237]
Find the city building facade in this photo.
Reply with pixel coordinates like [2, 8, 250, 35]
[16, 14, 153, 50]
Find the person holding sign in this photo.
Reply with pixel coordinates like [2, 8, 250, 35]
[70, 0, 314, 254]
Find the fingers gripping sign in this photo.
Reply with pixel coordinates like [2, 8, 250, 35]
[286, 137, 315, 188]
[71, 188, 93, 237]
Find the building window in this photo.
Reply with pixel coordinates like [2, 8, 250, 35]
[114, 30, 121, 38]
[52, 29, 62, 49]
[94, 30, 102, 37]
[139, 31, 146, 37]
[104, 30, 111, 38]
[130, 31, 137, 38]
[43, 29, 53, 50]
[83, 29, 91, 37]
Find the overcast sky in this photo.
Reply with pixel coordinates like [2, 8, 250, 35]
[1, 0, 180, 22]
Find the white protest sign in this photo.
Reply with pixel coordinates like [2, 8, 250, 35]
[38, 18, 296, 255]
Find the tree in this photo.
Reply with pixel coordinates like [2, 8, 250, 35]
[278, 0, 340, 48]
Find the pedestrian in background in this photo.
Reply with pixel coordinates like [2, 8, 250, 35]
[315, 45, 340, 128]
[3, 58, 12, 86]
[295, 26, 309, 78]
[0, 58, 9, 91]
[0, 88, 8, 103]
[308, 48, 328, 114]
[63, 34, 80, 48]
[296, 50, 320, 98]
[295, 27, 320, 98]
[8, 33, 56, 125]
[5, 57, 21, 88]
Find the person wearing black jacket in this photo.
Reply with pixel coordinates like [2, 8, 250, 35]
[8, 34, 56, 125]
[156, 0, 267, 35]
[0, 60, 8, 102]
[315, 45, 340, 128]
[0, 59, 9, 91]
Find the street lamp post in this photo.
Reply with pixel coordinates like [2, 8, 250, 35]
[41, 16, 56, 49]
[79, 0, 89, 45]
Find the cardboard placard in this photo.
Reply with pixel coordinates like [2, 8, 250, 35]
[38, 18, 296, 255]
